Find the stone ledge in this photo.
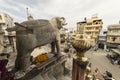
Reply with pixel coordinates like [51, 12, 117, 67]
[15, 55, 67, 80]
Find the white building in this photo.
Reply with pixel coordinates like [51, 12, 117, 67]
[0, 12, 14, 35]
[98, 29, 107, 50]
[0, 12, 14, 53]
[0, 13, 13, 28]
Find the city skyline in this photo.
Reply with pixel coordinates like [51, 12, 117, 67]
[0, 0, 120, 29]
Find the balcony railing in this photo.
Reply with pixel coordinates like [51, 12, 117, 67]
[107, 33, 120, 36]
[107, 40, 120, 44]
[84, 29, 99, 32]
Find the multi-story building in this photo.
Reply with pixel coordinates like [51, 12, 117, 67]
[77, 16, 103, 45]
[0, 12, 14, 52]
[60, 28, 68, 43]
[107, 22, 120, 49]
[0, 13, 13, 29]
[98, 29, 107, 50]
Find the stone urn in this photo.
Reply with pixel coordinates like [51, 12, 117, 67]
[71, 35, 91, 61]
[71, 34, 91, 80]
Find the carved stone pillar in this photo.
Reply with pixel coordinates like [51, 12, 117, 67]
[71, 35, 91, 80]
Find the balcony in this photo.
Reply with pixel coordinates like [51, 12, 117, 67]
[85, 24, 102, 27]
[107, 40, 120, 44]
[84, 29, 99, 32]
[107, 33, 120, 36]
[0, 20, 5, 23]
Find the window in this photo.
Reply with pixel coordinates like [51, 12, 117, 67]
[112, 30, 118, 33]
[86, 27, 92, 30]
[96, 22, 98, 24]
[86, 32, 91, 35]
[70, 31, 73, 33]
[95, 27, 99, 30]
[95, 32, 98, 34]
[87, 23, 92, 25]
[107, 37, 110, 40]
[80, 35, 83, 39]
[103, 31, 107, 34]
[112, 37, 116, 41]
[0, 15, 2, 20]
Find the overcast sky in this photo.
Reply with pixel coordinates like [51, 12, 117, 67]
[0, 0, 120, 29]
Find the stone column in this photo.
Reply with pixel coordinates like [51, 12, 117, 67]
[71, 36, 91, 80]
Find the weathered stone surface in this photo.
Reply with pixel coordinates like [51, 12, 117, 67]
[15, 55, 67, 80]
[6, 17, 67, 72]
[30, 74, 44, 80]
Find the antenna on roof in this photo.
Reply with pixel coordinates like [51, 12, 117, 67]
[26, 8, 29, 18]
[26, 8, 34, 21]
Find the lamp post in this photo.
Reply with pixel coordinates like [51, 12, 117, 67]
[71, 35, 91, 80]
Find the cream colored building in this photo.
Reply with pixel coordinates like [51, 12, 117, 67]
[0, 13, 13, 29]
[107, 23, 120, 49]
[0, 12, 14, 52]
[77, 16, 103, 45]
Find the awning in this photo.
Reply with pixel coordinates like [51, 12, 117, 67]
[111, 49, 120, 55]
[107, 43, 118, 48]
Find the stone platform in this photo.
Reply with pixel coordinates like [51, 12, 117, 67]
[15, 55, 67, 80]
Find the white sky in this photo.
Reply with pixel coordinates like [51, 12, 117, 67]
[0, 0, 120, 29]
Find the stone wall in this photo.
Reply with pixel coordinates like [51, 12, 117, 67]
[16, 55, 69, 80]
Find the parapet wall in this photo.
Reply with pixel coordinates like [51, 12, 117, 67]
[16, 55, 67, 80]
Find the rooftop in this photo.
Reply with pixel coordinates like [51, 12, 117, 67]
[108, 24, 120, 29]
[77, 16, 102, 24]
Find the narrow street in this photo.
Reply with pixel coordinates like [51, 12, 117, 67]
[86, 49, 120, 80]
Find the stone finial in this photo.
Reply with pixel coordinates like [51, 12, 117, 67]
[71, 34, 91, 61]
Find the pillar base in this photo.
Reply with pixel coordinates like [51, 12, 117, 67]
[72, 58, 88, 80]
